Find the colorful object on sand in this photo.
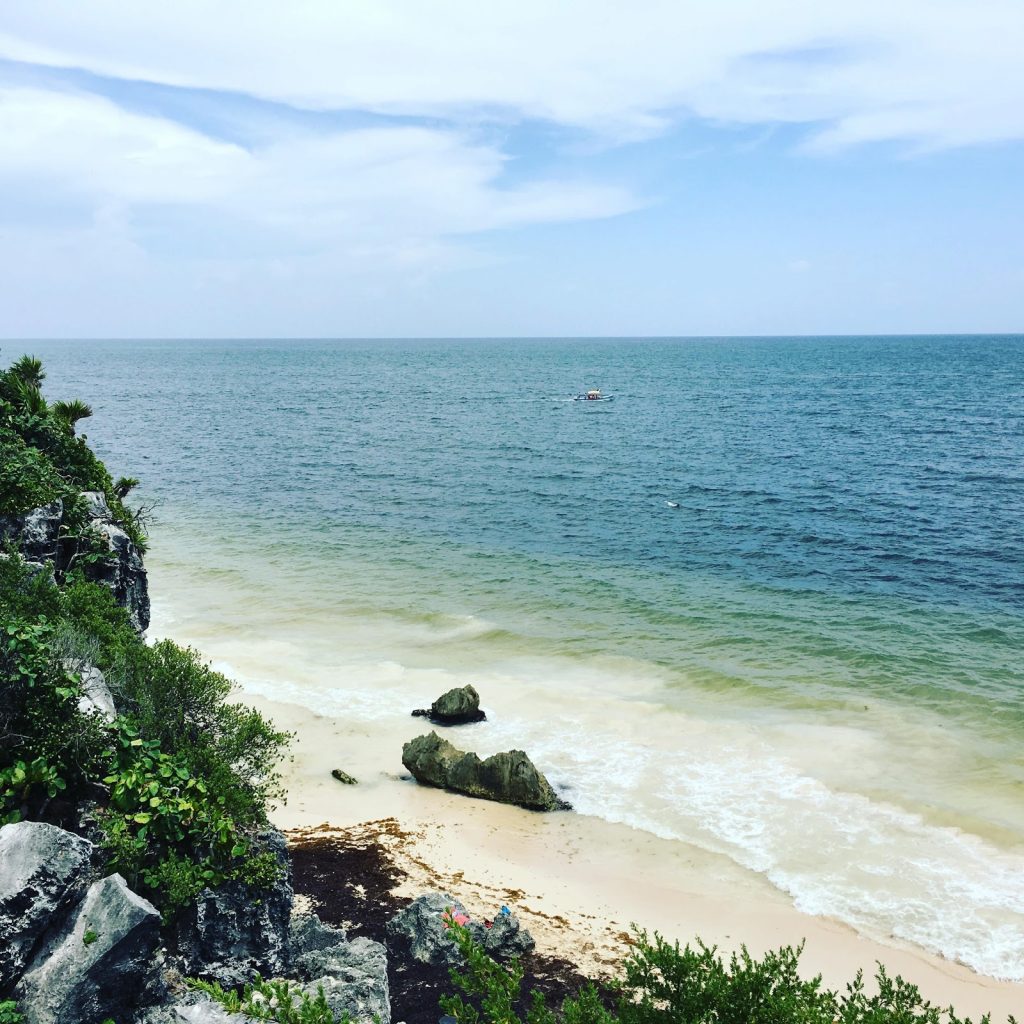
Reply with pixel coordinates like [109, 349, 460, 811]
[500, 905, 511, 916]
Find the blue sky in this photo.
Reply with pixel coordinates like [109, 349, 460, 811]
[0, 1, 1022, 337]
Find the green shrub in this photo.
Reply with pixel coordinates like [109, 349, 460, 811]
[439, 917, 613, 1024]
[187, 977, 346, 1023]
[439, 923, 1011, 1024]
[0, 435, 64, 516]
[0, 1000, 24, 1024]
[0, 615, 108, 826]
[108, 640, 291, 826]
[99, 719, 283, 914]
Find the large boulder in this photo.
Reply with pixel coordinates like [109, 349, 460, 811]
[295, 937, 390, 1024]
[81, 491, 151, 633]
[386, 892, 470, 967]
[386, 893, 534, 966]
[0, 500, 63, 566]
[290, 913, 388, 1024]
[15, 873, 163, 1024]
[402, 733, 570, 812]
[170, 831, 292, 987]
[412, 684, 486, 725]
[0, 821, 94, 991]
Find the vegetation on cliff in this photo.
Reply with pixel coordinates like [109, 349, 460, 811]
[0, 354, 290, 915]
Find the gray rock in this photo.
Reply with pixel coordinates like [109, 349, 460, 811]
[81, 490, 151, 633]
[289, 912, 348, 959]
[15, 873, 162, 1024]
[387, 893, 535, 968]
[0, 820, 94, 990]
[475, 911, 535, 960]
[386, 892, 472, 967]
[402, 733, 570, 812]
[298, 937, 390, 1024]
[173, 1002, 261, 1024]
[0, 500, 63, 565]
[412, 684, 486, 725]
[63, 660, 117, 722]
[170, 831, 292, 987]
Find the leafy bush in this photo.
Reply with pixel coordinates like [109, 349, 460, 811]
[0, 616, 108, 826]
[98, 719, 282, 913]
[0, 435, 64, 516]
[0, 1000, 23, 1024]
[440, 917, 613, 1024]
[439, 923, 1011, 1024]
[108, 640, 292, 827]
[188, 977, 346, 1023]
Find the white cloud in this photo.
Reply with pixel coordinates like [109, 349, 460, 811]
[1, 1, 1023, 148]
[0, 85, 639, 243]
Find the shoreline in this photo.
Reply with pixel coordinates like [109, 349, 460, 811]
[246, 691, 1024, 1021]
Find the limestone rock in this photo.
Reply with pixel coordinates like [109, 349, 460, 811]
[63, 660, 117, 723]
[0, 500, 63, 565]
[296, 937, 390, 1024]
[402, 733, 570, 812]
[289, 912, 348, 959]
[81, 490, 151, 633]
[412, 684, 486, 725]
[0, 820, 94, 990]
[173, 1002, 261, 1024]
[15, 873, 162, 1024]
[386, 892, 472, 967]
[170, 831, 292, 987]
[386, 893, 534, 968]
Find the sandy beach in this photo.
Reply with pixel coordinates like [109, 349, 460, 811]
[245, 692, 1024, 1022]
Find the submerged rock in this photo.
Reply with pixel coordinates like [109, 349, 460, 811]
[412, 684, 486, 725]
[15, 873, 163, 1024]
[0, 821, 94, 991]
[402, 732, 570, 812]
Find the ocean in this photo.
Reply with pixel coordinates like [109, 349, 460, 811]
[21, 335, 1024, 979]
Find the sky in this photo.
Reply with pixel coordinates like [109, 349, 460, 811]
[1, 1, 1022, 338]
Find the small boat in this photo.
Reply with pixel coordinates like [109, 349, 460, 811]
[573, 388, 613, 402]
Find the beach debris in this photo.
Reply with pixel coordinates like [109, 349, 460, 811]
[401, 732, 571, 812]
[331, 768, 359, 785]
[411, 684, 487, 725]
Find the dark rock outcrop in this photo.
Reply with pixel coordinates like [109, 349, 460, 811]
[331, 769, 358, 785]
[386, 892, 473, 967]
[14, 873, 163, 1024]
[81, 491, 150, 633]
[402, 732, 570, 811]
[412, 684, 486, 725]
[386, 892, 534, 967]
[0, 500, 63, 567]
[0, 820, 94, 991]
[170, 832, 292, 988]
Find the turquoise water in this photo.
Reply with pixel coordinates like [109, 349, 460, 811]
[24, 335, 1024, 977]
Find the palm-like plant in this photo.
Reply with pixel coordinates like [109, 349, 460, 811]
[8, 355, 45, 389]
[51, 399, 94, 433]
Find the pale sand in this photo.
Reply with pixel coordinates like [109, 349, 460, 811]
[245, 693, 1024, 1022]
